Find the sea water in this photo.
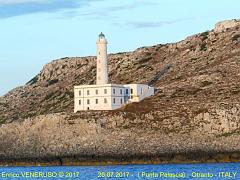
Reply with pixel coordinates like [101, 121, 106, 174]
[0, 163, 239, 179]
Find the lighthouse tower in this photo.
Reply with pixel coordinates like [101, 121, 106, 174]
[74, 32, 155, 112]
[96, 32, 108, 85]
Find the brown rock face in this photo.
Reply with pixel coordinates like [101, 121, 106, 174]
[214, 19, 240, 32]
[0, 20, 240, 163]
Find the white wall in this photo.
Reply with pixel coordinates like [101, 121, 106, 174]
[74, 84, 154, 112]
[74, 86, 112, 111]
[74, 84, 126, 112]
[124, 84, 154, 102]
[111, 86, 125, 109]
[96, 35, 108, 85]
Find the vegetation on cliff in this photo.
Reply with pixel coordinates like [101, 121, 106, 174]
[0, 20, 240, 163]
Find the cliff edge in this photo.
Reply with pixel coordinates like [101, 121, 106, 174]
[0, 20, 240, 165]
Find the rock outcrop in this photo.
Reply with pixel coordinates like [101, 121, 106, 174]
[214, 19, 240, 32]
[1, 113, 240, 165]
[0, 20, 240, 164]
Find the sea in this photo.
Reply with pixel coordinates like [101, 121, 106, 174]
[0, 163, 239, 179]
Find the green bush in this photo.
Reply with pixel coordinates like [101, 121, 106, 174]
[65, 91, 74, 98]
[47, 79, 59, 86]
[0, 116, 6, 125]
[200, 31, 209, 41]
[27, 75, 38, 85]
[200, 43, 207, 51]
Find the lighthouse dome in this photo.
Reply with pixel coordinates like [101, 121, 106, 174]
[99, 32, 105, 38]
[97, 32, 107, 43]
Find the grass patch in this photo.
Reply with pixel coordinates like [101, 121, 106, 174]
[0, 116, 6, 125]
[122, 124, 129, 129]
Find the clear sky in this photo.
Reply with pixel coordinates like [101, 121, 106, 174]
[0, 0, 239, 96]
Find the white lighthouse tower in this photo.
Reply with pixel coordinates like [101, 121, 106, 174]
[96, 32, 108, 85]
[74, 33, 155, 112]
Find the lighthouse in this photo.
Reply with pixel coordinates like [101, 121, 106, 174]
[96, 32, 108, 85]
[74, 33, 155, 112]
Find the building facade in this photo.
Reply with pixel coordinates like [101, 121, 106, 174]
[74, 84, 125, 111]
[74, 33, 154, 112]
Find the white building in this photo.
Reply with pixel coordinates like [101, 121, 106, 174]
[74, 33, 154, 112]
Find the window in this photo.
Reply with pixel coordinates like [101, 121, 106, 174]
[120, 98, 123, 104]
[141, 88, 143, 94]
[113, 89, 116, 94]
[99, 52, 100, 55]
[96, 89, 98, 95]
[104, 89, 107, 94]
[131, 89, 133, 94]
[79, 91, 81, 96]
[87, 99, 90, 104]
[126, 89, 129, 94]
[96, 99, 98, 104]
[130, 96, 133, 99]
[104, 98, 107, 104]
[87, 90, 90, 95]
[113, 98, 116, 104]
[79, 100, 81, 105]
[120, 89, 122, 95]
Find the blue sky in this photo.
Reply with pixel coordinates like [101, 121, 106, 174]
[0, 0, 239, 96]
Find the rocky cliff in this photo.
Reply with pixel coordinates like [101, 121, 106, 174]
[0, 20, 240, 165]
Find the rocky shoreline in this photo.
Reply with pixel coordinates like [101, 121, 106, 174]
[1, 113, 240, 166]
[1, 152, 240, 166]
[0, 20, 240, 165]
